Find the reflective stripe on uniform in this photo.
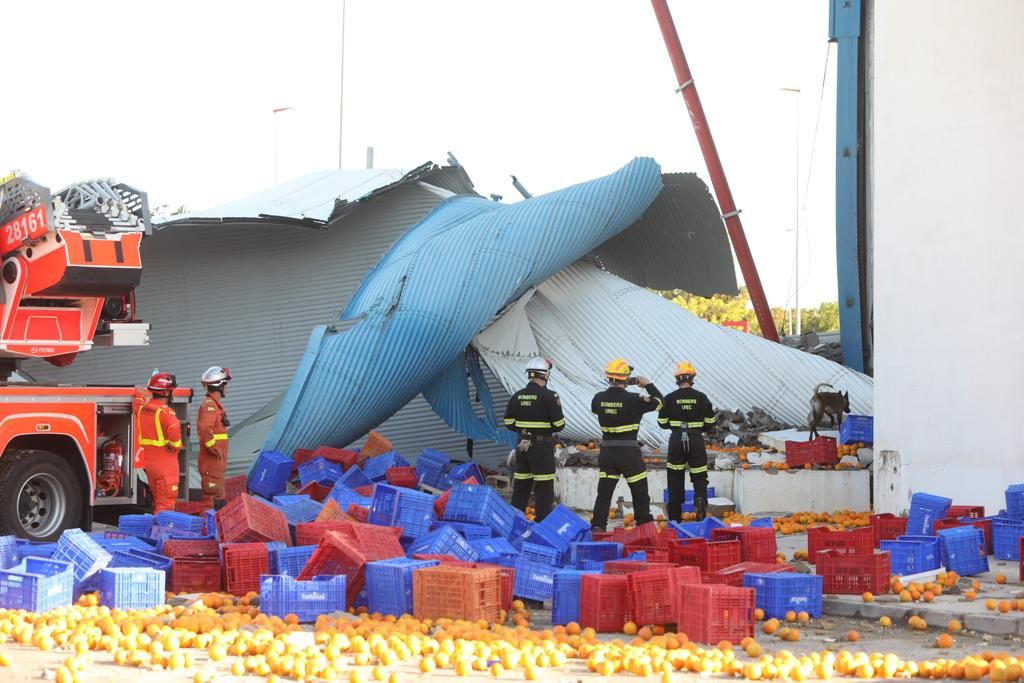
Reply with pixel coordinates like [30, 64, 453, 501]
[666, 462, 687, 471]
[514, 420, 553, 429]
[704, 417, 717, 424]
[533, 474, 555, 482]
[686, 421, 705, 428]
[657, 417, 669, 425]
[552, 418, 565, 428]
[503, 418, 515, 425]
[625, 471, 648, 484]
[601, 423, 641, 434]
[139, 407, 182, 448]
[514, 472, 534, 480]
[599, 472, 620, 480]
[668, 420, 683, 427]
[204, 433, 228, 448]
[689, 465, 709, 475]
[651, 397, 663, 411]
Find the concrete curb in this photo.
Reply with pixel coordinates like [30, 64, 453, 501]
[823, 597, 1024, 637]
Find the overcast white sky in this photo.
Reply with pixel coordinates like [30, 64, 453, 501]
[2, 0, 837, 307]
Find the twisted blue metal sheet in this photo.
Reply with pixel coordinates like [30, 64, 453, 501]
[264, 158, 663, 455]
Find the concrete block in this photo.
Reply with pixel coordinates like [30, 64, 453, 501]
[964, 614, 1020, 636]
[555, 466, 733, 510]
[822, 599, 861, 617]
[733, 469, 870, 514]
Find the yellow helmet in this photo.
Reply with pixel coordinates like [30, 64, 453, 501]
[604, 358, 632, 381]
[674, 361, 697, 378]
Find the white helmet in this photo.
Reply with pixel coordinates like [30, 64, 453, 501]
[526, 356, 552, 379]
[201, 366, 232, 386]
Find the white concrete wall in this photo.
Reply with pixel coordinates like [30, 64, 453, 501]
[870, 0, 1024, 514]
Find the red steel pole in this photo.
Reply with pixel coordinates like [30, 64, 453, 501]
[650, 0, 780, 342]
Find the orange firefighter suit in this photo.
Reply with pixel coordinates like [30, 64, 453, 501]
[196, 393, 229, 502]
[137, 398, 182, 515]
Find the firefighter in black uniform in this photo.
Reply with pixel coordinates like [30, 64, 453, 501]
[502, 357, 564, 522]
[589, 358, 663, 531]
[658, 360, 716, 522]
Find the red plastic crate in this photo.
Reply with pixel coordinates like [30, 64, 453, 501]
[385, 467, 418, 488]
[678, 584, 755, 644]
[627, 566, 702, 626]
[624, 543, 670, 563]
[947, 505, 985, 520]
[413, 565, 502, 622]
[433, 476, 480, 517]
[591, 531, 613, 542]
[604, 560, 649, 575]
[870, 513, 908, 547]
[316, 499, 347, 523]
[704, 562, 793, 587]
[296, 481, 332, 503]
[222, 543, 269, 596]
[472, 563, 514, 612]
[216, 494, 291, 545]
[339, 521, 403, 550]
[224, 475, 248, 501]
[353, 485, 375, 497]
[292, 448, 316, 475]
[174, 500, 212, 515]
[669, 539, 742, 573]
[347, 504, 369, 523]
[807, 526, 874, 559]
[295, 521, 349, 546]
[162, 538, 219, 558]
[611, 522, 660, 546]
[297, 529, 403, 603]
[579, 574, 631, 632]
[170, 557, 222, 593]
[311, 446, 361, 471]
[784, 436, 838, 467]
[816, 550, 890, 595]
[711, 527, 777, 563]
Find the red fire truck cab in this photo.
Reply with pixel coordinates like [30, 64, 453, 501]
[0, 173, 192, 540]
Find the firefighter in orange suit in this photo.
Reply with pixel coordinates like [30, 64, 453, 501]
[139, 372, 183, 515]
[197, 366, 232, 504]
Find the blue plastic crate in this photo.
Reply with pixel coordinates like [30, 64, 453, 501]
[937, 527, 989, 576]
[551, 569, 599, 626]
[1005, 484, 1024, 521]
[405, 526, 479, 562]
[839, 414, 873, 445]
[298, 458, 343, 487]
[433, 521, 493, 540]
[260, 574, 346, 622]
[276, 497, 324, 525]
[880, 537, 941, 574]
[569, 542, 623, 565]
[511, 511, 533, 540]
[529, 505, 590, 551]
[117, 514, 154, 537]
[668, 516, 726, 540]
[369, 484, 435, 539]
[19, 543, 57, 559]
[205, 509, 218, 540]
[743, 573, 823, 619]
[269, 545, 317, 576]
[52, 529, 112, 584]
[272, 495, 311, 506]
[993, 518, 1024, 560]
[154, 511, 205, 534]
[576, 560, 605, 571]
[0, 536, 18, 570]
[750, 517, 775, 529]
[96, 537, 155, 553]
[337, 465, 372, 490]
[97, 568, 165, 610]
[248, 450, 294, 499]
[513, 557, 556, 601]
[415, 448, 451, 490]
[0, 558, 73, 612]
[109, 549, 173, 573]
[363, 451, 412, 482]
[906, 492, 952, 535]
[448, 461, 485, 486]
[468, 537, 518, 563]
[628, 551, 647, 561]
[326, 485, 371, 511]
[663, 486, 718, 505]
[365, 558, 439, 616]
[521, 542, 564, 566]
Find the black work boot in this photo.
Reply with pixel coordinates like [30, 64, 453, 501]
[694, 497, 707, 522]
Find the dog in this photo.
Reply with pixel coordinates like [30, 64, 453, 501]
[808, 383, 851, 439]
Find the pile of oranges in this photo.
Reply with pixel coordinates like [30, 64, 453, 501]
[890, 572, 963, 603]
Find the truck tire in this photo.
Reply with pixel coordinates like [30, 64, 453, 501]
[0, 449, 83, 542]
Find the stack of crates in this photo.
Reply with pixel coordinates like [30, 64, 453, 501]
[710, 527, 777, 563]
[906, 493, 953, 535]
[413, 564, 501, 622]
[807, 526, 874, 562]
[937, 527, 988, 576]
[815, 550, 890, 595]
[669, 539, 741, 573]
[365, 557, 439, 616]
[118, 514, 154, 538]
[363, 452, 412, 482]
[369, 484, 435, 540]
[678, 584, 755, 644]
[743, 573, 823, 619]
[260, 574, 346, 622]
[551, 569, 599, 626]
[870, 513, 908, 547]
[97, 568, 165, 610]
[298, 525, 404, 604]
[443, 484, 517, 539]
[627, 566, 702, 625]
[248, 450, 293, 499]
[0, 558, 74, 611]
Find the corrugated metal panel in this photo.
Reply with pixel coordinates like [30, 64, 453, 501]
[22, 174, 508, 476]
[475, 262, 873, 450]
[589, 172, 739, 297]
[265, 158, 665, 455]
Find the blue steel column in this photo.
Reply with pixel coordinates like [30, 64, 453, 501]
[830, 0, 865, 372]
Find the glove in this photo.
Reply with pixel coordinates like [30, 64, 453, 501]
[680, 431, 690, 454]
[505, 449, 517, 469]
[517, 439, 532, 453]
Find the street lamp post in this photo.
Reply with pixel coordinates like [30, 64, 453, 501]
[272, 107, 294, 185]
[781, 87, 801, 336]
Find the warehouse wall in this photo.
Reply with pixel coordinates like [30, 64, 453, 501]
[869, 0, 1024, 514]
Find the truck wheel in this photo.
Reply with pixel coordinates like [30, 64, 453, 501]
[0, 450, 82, 541]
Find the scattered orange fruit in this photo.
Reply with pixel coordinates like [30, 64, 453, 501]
[862, 592, 873, 602]
[936, 633, 954, 649]
[846, 630, 860, 642]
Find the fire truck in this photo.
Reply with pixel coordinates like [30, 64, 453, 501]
[0, 172, 191, 541]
